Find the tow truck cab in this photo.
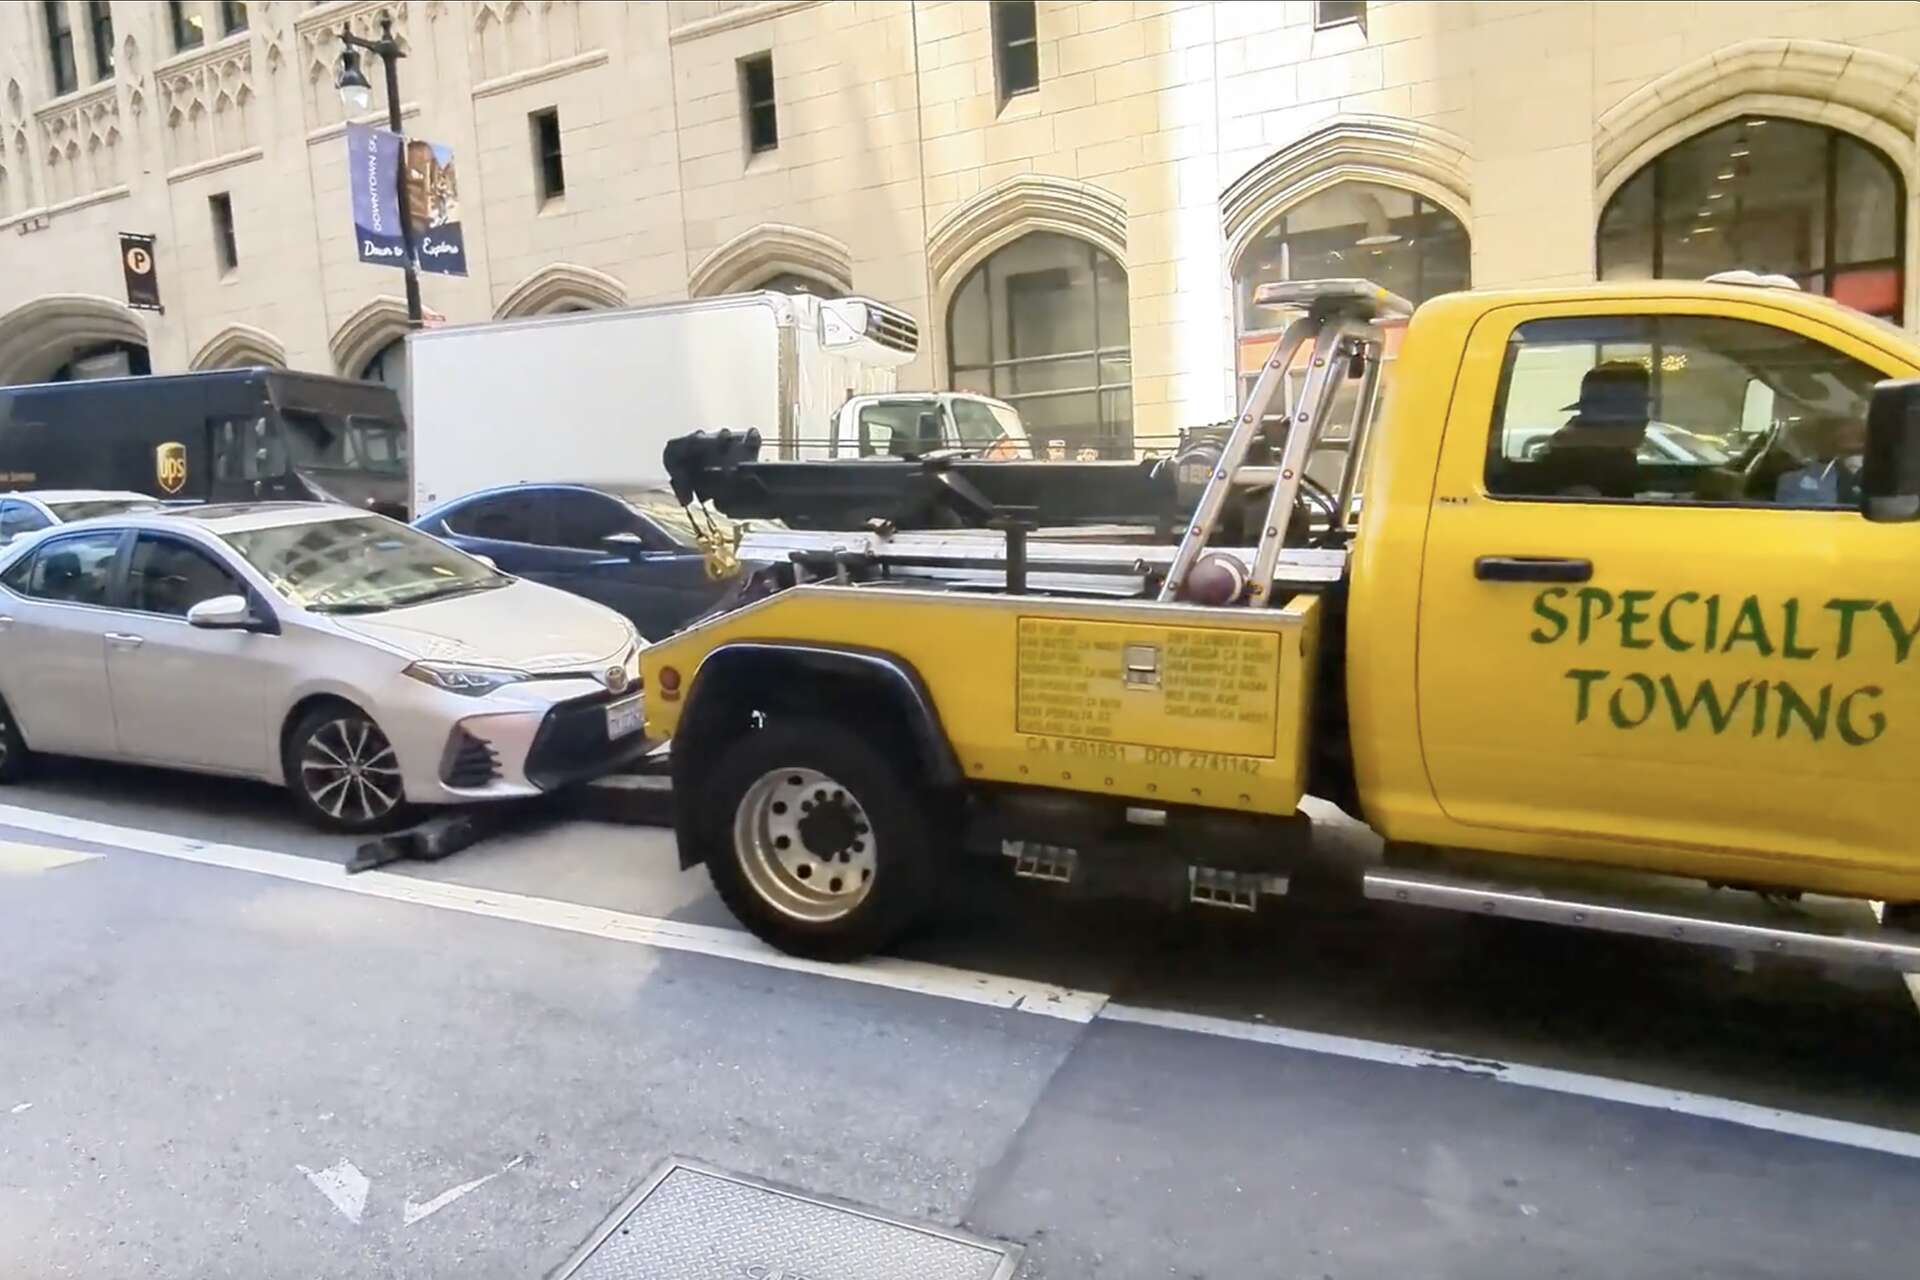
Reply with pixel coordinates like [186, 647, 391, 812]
[644, 278, 1920, 966]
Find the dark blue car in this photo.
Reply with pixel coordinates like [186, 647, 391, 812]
[413, 483, 754, 640]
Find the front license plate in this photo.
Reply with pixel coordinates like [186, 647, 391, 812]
[605, 695, 643, 741]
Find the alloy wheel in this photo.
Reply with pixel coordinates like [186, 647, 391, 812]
[299, 715, 402, 825]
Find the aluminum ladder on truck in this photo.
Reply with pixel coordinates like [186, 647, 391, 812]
[1159, 279, 1411, 606]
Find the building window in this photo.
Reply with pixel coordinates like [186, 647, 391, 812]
[359, 337, 407, 406]
[86, 1, 113, 81]
[530, 108, 564, 202]
[948, 231, 1132, 458]
[992, 1, 1039, 100]
[210, 193, 238, 274]
[168, 0, 204, 51]
[219, 0, 248, 34]
[740, 53, 777, 155]
[45, 0, 78, 97]
[1598, 117, 1906, 322]
[1232, 180, 1468, 481]
[1314, 1, 1367, 28]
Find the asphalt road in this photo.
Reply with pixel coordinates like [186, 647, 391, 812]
[4, 756, 1920, 1277]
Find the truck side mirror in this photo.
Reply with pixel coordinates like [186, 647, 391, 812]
[1863, 378, 1920, 522]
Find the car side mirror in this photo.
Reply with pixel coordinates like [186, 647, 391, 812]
[186, 594, 259, 631]
[1863, 378, 1920, 522]
[602, 531, 648, 556]
[468, 553, 499, 572]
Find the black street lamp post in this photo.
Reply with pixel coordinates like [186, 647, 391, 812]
[334, 16, 421, 329]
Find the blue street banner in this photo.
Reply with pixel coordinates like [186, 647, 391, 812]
[406, 137, 468, 277]
[346, 122, 406, 268]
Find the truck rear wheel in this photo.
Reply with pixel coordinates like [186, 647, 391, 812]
[701, 717, 937, 961]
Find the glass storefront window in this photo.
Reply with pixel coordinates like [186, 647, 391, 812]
[947, 231, 1132, 458]
[1598, 117, 1905, 322]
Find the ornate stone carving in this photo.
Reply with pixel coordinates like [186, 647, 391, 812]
[158, 43, 258, 167]
[35, 85, 124, 206]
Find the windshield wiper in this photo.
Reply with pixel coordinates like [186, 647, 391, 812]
[308, 600, 393, 615]
[385, 577, 511, 609]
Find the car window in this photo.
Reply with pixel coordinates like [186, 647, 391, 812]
[15, 531, 122, 606]
[1486, 314, 1882, 506]
[47, 498, 166, 521]
[551, 492, 641, 551]
[0, 501, 47, 540]
[443, 493, 538, 543]
[223, 516, 505, 613]
[125, 534, 244, 617]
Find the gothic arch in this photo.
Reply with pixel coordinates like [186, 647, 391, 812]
[1595, 39, 1920, 204]
[189, 323, 288, 371]
[687, 223, 853, 298]
[493, 262, 627, 319]
[0, 294, 149, 386]
[1219, 114, 1472, 272]
[925, 174, 1127, 306]
[329, 296, 411, 377]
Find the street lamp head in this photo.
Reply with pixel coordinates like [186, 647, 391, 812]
[334, 43, 372, 113]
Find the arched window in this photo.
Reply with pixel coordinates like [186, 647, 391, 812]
[947, 231, 1131, 458]
[52, 340, 150, 381]
[1599, 118, 1905, 321]
[1231, 181, 1468, 471]
[359, 337, 407, 406]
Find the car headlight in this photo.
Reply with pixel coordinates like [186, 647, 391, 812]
[402, 660, 529, 696]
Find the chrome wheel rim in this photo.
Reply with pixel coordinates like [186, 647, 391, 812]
[732, 766, 876, 923]
[300, 716, 401, 825]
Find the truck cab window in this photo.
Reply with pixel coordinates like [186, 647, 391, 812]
[857, 400, 937, 457]
[1485, 314, 1882, 507]
[213, 414, 282, 481]
[125, 535, 243, 617]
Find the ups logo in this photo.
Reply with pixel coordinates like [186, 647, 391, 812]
[155, 441, 187, 496]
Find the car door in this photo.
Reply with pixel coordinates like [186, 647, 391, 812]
[1414, 299, 1920, 882]
[540, 491, 688, 636]
[104, 532, 276, 775]
[0, 530, 124, 756]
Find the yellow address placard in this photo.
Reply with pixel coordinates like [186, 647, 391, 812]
[1015, 616, 1281, 758]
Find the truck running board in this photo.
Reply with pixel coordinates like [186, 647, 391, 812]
[1363, 866, 1920, 973]
[1189, 867, 1289, 912]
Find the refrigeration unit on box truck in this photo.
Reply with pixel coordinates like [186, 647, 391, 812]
[406, 291, 919, 511]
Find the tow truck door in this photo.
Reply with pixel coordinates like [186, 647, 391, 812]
[1414, 298, 1920, 878]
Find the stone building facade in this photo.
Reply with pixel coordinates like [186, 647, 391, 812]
[1, 0, 1917, 456]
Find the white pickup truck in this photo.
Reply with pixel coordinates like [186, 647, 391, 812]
[830, 391, 1032, 460]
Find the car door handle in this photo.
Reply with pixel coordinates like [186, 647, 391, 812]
[1473, 556, 1593, 584]
[104, 632, 145, 649]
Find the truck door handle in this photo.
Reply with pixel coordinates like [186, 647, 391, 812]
[104, 632, 145, 649]
[1474, 556, 1593, 583]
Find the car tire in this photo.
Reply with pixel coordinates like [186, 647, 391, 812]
[0, 696, 32, 783]
[700, 717, 938, 961]
[283, 701, 409, 835]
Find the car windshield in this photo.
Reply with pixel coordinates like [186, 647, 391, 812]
[221, 515, 506, 613]
[282, 410, 410, 475]
[47, 498, 165, 521]
[950, 398, 1025, 446]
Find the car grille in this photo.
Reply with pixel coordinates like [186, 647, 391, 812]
[525, 691, 647, 790]
[441, 728, 501, 788]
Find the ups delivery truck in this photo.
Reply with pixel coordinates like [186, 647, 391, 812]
[0, 368, 409, 516]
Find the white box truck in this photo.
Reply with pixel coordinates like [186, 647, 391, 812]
[406, 291, 920, 511]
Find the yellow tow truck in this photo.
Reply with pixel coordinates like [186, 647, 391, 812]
[642, 276, 1920, 971]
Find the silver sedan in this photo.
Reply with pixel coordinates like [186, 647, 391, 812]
[0, 503, 648, 832]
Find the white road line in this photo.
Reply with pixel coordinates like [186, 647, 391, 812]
[9, 800, 1920, 1160]
[0, 803, 1106, 1024]
[1102, 1003, 1920, 1162]
[403, 1156, 523, 1227]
